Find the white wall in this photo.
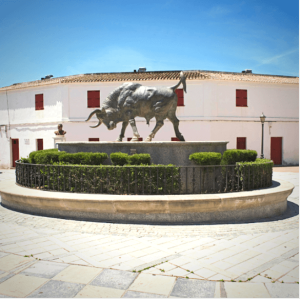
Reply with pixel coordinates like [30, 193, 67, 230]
[0, 78, 298, 168]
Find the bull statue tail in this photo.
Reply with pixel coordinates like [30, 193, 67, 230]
[85, 109, 101, 122]
[170, 71, 187, 93]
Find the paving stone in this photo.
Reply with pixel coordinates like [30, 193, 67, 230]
[75, 285, 125, 298]
[0, 274, 47, 297]
[91, 269, 137, 290]
[0, 253, 9, 259]
[0, 254, 33, 272]
[265, 282, 299, 298]
[129, 273, 176, 296]
[53, 265, 101, 284]
[171, 278, 215, 298]
[123, 290, 166, 298]
[21, 261, 69, 279]
[28, 280, 85, 298]
[224, 282, 271, 298]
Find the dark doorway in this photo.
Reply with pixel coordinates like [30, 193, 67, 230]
[271, 137, 282, 165]
[12, 139, 19, 167]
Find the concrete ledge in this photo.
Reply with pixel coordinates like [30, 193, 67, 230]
[0, 179, 294, 224]
[57, 141, 229, 166]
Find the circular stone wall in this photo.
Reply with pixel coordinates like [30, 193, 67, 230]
[0, 179, 293, 224]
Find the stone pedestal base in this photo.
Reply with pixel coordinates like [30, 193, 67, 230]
[57, 141, 229, 166]
[53, 136, 66, 149]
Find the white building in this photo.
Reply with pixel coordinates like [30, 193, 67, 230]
[0, 70, 298, 168]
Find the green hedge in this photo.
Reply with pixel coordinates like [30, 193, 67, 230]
[234, 158, 273, 190]
[189, 152, 222, 165]
[34, 164, 180, 195]
[29, 148, 59, 164]
[127, 154, 151, 165]
[28, 149, 108, 165]
[110, 152, 129, 166]
[33, 149, 66, 165]
[58, 152, 108, 165]
[220, 149, 257, 165]
[110, 152, 151, 166]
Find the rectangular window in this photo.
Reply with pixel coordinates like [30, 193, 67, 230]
[237, 137, 246, 149]
[35, 94, 44, 110]
[37, 139, 43, 151]
[127, 137, 143, 141]
[89, 138, 99, 142]
[236, 89, 247, 107]
[175, 89, 184, 106]
[87, 91, 100, 108]
[171, 137, 180, 141]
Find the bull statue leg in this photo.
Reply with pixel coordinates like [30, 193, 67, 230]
[145, 117, 164, 142]
[116, 121, 129, 142]
[129, 118, 141, 142]
[168, 113, 185, 141]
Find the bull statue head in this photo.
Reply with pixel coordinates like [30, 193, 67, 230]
[85, 107, 117, 131]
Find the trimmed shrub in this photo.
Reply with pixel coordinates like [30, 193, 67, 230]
[58, 152, 108, 165]
[236, 158, 273, 190]
[189, 152, 222, 165]
[37, 163, 180, 195]
[127, 154, 151, 165]
[34, 150, 65, 165]
[110, 152, 151, 166]
[220, 149, 257, 165]
[20, 157, 30, 163]
[110, 152, 129, 166]
[29, 148, 59, 164]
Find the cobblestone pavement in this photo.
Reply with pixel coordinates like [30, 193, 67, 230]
[0, 169, 298, 298]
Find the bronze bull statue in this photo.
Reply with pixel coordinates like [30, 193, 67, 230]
[85, 72, 186, 142]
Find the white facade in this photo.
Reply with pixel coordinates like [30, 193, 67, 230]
[0, 71, 298, 168]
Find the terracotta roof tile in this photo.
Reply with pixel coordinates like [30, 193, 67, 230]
[0, 70, 298, 91]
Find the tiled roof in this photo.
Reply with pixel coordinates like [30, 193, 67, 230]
[1, 70, 298, 91]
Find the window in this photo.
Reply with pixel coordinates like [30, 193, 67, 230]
[171, 137, 180, 141]
[236, 89, 247, 107]
[89, 138, 99, 142]
[127, 137, 143, 141]
[37, 139, 43, 151]
[35, 94, 44, 110]
[237, 137, 246, 149]
[87, 91, 100, 108]
[175, 89, 184, 106]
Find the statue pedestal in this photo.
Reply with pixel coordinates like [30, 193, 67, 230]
[57, 141, 229, 166]
[53, 136, 66, 149]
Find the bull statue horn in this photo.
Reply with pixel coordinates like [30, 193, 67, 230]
[101, 107, 106, 114]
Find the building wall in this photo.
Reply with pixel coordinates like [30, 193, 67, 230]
[0, 78, 298, 168]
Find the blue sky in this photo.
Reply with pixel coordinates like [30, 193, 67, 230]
[0, 0, 298, 88]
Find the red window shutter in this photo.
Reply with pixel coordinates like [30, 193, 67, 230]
[237, 137, 246, 149]
[171, 137, 180, 141]
[127, 137, 143, 141]
[175, 89, 184, 106]
[35, 94, 44, 110]
[89, 138, 99, 142]
[88, 91, 100, 108]
[37, 139, 43, 150]
[236, 90, 247, 107]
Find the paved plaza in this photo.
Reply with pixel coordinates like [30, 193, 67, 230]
[0, 168, 298, 298]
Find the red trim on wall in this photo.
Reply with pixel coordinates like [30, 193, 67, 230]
[89, 138, 100, 141]
[37, 139, 43, 151]
[237, 137, 246, 149]
[35, 94, 44, 110]
[236, 89, 247, 107]
[12, 139, 19, 167]
[175, 89, 184, 106]
[87, 91, 100, 108]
